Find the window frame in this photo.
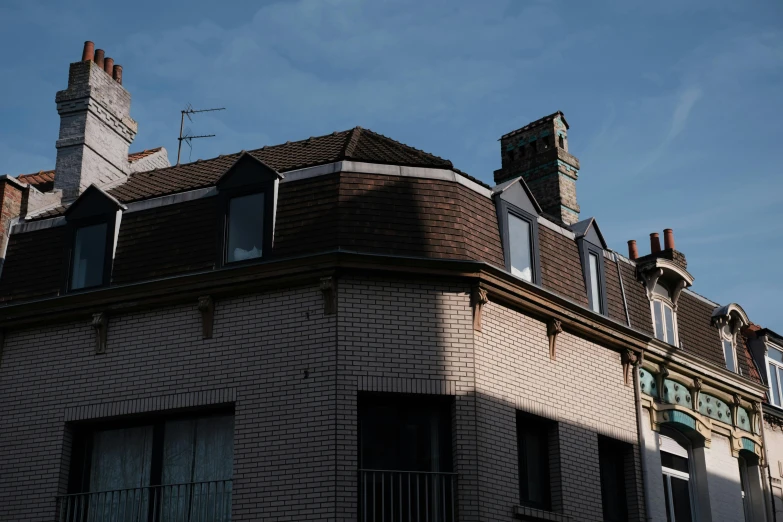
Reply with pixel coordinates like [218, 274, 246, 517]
[578, 239, 607, 315]
[659, 430, 697, 522]
[64, 212, 118, 293]
[516, 411, 553, 510]
[216, 185, 275, 269]
[766, 344, 783, 407]
[718, 324, 739, 373]
[651, 288, 678, 346]
[498, 200, 541, 285]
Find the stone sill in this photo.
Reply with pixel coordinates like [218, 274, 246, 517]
[513, 505, 572, 522]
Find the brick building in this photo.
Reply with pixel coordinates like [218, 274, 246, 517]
[0, 41, 777, 521]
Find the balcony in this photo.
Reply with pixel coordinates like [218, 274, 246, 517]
[360, 470, 457, 522]
[56, 480, 232, 522]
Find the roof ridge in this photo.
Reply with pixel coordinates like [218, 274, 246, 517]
[359, 127, 453, 167]
[341, 126, 363, 159]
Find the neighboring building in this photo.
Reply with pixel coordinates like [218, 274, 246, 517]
[745, 326, 783, 521]
[0, 41, 774, 522]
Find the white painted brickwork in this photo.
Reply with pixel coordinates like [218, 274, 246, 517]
[704, 434, 745, 522]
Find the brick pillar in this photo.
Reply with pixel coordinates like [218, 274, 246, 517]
[0, 176, 24, 271]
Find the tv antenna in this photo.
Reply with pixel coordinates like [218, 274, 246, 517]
[177, 104, 226, 165]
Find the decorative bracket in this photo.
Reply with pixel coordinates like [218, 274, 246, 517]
[732, 393, 742, 428]
[622, 349, 639, 386]
[91, 312, 108, 354]
[471, 286, 489, 331]
[671, 279, 687, 310]
[656, 365, 669, 401]
[198, 296, 215, 339]
[689, 377, 703, 412]
[547, 319, 563, 361]
[641, 268, 664, 300]
[320, 277, 336, 315]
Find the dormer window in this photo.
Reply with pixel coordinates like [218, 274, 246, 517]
[71, 222, 109, 290]
[767, 346, 783, 407]
[226, 192, 265, 263]
[63, 185, 125, 292]
[652, 283, 677, 345]
[216, 152, 281, 267]
[711, 303, 749, 374]
[493, 177, 542, 285]
[574, 218, 608, 315]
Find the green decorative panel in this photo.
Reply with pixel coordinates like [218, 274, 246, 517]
[662, 379, 692, 408]
[665, 410, 697, 430]
[639, 368, 658, 398]
[741, 437, 757, 453]
[737, 407, 751, 432]
[698, 393, 732, 423]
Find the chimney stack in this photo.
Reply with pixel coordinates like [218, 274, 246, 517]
[664, 228, 675, 250]
[94, 49, 105, 68]
[81, 41, 95, 62]
[493, 112, 581, 225]
[53, 41, 137, 202]
[112, 65, 123, 85]
[650, 233, 661, 253]
[627, 240, 638, 260]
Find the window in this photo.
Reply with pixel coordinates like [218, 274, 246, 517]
[65, 413, 233, 521]
[509, 214, 533, 281]
[558, 135, 565, 149]
[739, 455, 752, 521]
[599, 437, 628, 522]
[517, 412, 553, 510]
[768, 346, 783, 407]
[717, 324, 738, 372]
[71, 222, 109, 290]
[226, 192, 265, 263]
[358, 393, 455, 522]
[652, 283, 677, 345]
[579, 239, 606, 315]
[660, 433, 695, 522]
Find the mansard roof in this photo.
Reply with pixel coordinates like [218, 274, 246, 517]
[0, 127, 762, 386]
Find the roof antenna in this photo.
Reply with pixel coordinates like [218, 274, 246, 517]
[176, 103, 226, 165]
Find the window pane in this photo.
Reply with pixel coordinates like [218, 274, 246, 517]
[654, 301, 665, 342]
[662, 476, 673, 522]
[769, 347, 783, 364]
[508, 214, 533, 282]
[664, 304, 675, 345]
[71, 223, 107, 289]
[227, 193, 264, 263]
[599, 439, 628, 522]
[723, 340, 736, 372]
[661, 452, 689, 474]
[90, 426, 153, 492]
[670, 476, 693, 522]
[517, 415, 550, 509]
[770, 363, 781, 406]
[589, 253, 602, 313]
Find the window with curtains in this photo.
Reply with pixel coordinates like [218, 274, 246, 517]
[70, 222, 110, 290]
[65, 413, 233, 522]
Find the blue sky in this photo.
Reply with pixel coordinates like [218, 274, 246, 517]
[1, 0, 781, 328]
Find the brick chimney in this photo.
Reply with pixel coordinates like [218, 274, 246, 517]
[494, 112, 581, 225]
[54, 41, 137, 202]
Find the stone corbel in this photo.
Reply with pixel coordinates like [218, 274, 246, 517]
[547, 319, 563, 361]
[641, 268, 664, 300]
[91, 312, 108, 354]
[622, 349, 639, 386]
[656, 365, 669, 402]
[320, 277, 336, 315]
[752, 402, 762, 434]
[671, 280, 687, 310]
[471, 286, 489, 331]
[689, 377, 703, 413]
[731, 393, 742, 428]
[198, 296, 215, 339]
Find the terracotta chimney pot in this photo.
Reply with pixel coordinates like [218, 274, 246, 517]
[627, 240, 639, 260]
[94, 49, 105, 68]
[664, 228, 675, 250]
[650, 232, 661, 254]
[103, 57, 114, 75]
[82, 41, 95, 62]
[112, 65, 123, 85]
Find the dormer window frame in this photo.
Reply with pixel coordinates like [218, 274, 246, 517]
[711, 304, 750, 374]
[578, 239, 607, 315]
[498, 200, 541, 285]
[766, 342, 783, 408]
[62, 185, 125, 293]
[215, 152, 281, 269]
[650, 282, 679, 346]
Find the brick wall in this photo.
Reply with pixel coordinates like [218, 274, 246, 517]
[0, 276, 644, 521]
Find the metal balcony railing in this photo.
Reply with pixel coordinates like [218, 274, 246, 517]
[56, 479, 232, 522]
[359, 469, 457, 522]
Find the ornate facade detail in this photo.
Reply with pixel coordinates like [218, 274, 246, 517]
[547, 318, 563, 361]
[689, 377, 703, 412]
[198, 296, 215, 339]
[91, 312, 108, 354]
[622, 349, 639, 386]
[471, 286, 489, 331]
[320, 277, 336, 315]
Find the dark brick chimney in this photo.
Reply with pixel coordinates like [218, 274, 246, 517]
[494, 111, 581, 225]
